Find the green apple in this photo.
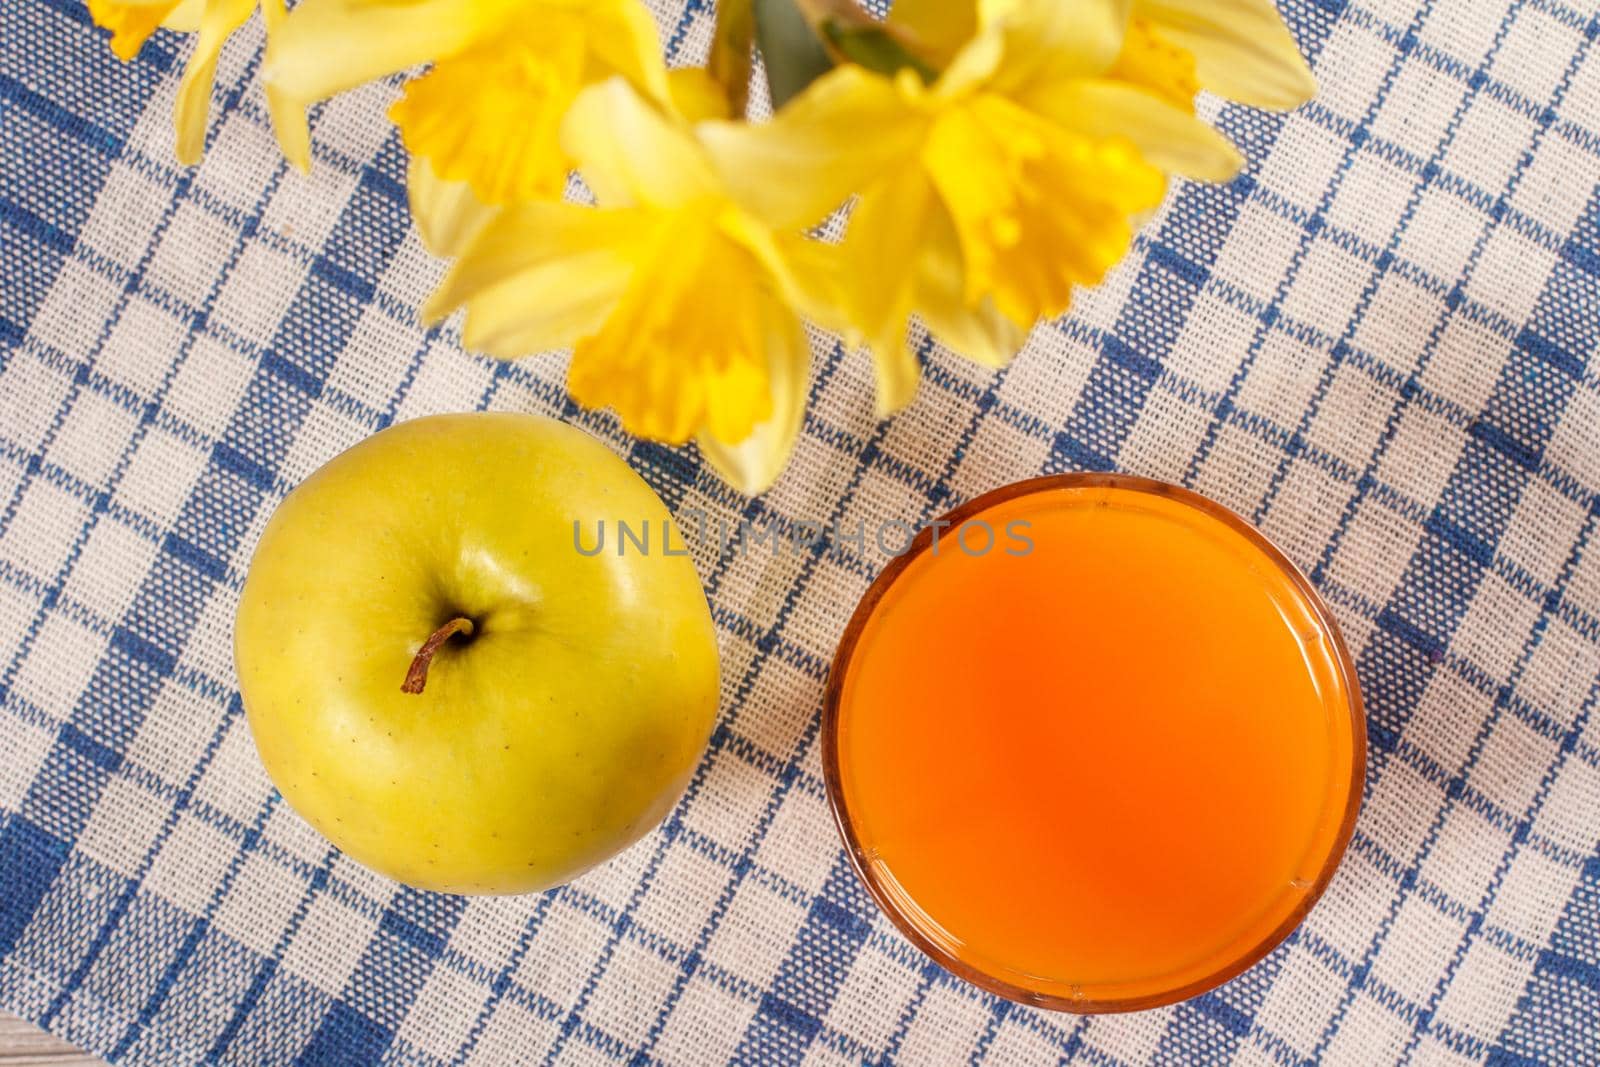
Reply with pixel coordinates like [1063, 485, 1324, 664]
[235, 413, 720, 894]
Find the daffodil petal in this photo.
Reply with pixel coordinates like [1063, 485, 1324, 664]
[459, 251, 633, 358]
[696, 305, 810, 495]
[977, 0, 1129, 93]
[865, 335, 923, 417]
[930, 23, 1005, 99]
[667, 67, 730, 122]
[161, 0, 205, 33]
[408, 155, 498, 259]
[430, 205, 636, 358]
[712, 208, 844, 341]
[1108, 14, 1199, 109]
[844, 169, 930, 342]
[561, 78, 718, 209]
[1136, 0, 1316, 110]
[262, 82, 311, 174]
[844, 187, 940, 412]
[173, 0, 253, 165]
[769, 232, 852, 336]
[267, 0, 502, 105]
[918, 295, 1026, 368]
[697, 65, 922, 228]
[845, 170, 937, 414]
[424, 201, 646, 324]
[584, 0, 671, 105]
[1024, 78, 1241, 182]
[88, 0, 180, 62]
[261, 0, 310, 172]
[915, 201, 1026, 366]
[262, 87, 310, 172]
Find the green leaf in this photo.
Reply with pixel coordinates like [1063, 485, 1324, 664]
[708, 0, 755, 118]
[753, 0, 838, 109]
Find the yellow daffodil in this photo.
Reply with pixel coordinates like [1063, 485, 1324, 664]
[423, 77, 834, 494]
[267, 0, 668, 205]
[89, 0, 308, 167]
[700, 0, 1313, 413]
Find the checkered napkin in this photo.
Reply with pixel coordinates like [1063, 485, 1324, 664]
[2, 0, 1599, 1062]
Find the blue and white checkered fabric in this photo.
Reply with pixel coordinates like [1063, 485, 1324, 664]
[2, 0, 1599, 1062]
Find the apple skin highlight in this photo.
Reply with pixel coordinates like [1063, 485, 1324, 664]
[235, 413, 721, 895]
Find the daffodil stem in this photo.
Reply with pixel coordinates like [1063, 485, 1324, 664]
[401, 617, 475, 695]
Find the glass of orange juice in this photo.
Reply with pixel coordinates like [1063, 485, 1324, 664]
[823, 474, 1364, 1012]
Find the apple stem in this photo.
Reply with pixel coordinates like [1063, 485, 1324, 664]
[401, 616, 475, 695]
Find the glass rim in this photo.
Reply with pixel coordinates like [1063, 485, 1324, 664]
[820, 472, 1368, 1015]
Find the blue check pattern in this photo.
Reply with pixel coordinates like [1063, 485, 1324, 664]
[2, 0, 1599, 1063]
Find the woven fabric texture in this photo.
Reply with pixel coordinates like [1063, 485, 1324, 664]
[2, 0, 1599, 1063]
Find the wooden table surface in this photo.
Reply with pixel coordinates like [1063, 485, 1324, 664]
[0, 1013, 98, 1066]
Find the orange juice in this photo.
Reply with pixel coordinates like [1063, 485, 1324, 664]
[825, 475, 1363, 1011]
